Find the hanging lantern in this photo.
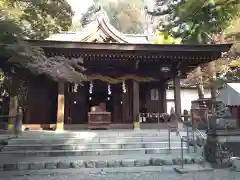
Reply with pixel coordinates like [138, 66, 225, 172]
[73, 84, 78, 92]
[89, 81, 93, 94]
[108, 84, 111, 95]
[122, 81, 126, 93]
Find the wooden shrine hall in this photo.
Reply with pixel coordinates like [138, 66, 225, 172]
[14, 14, 231, 130]
[19, 40, 230, 130]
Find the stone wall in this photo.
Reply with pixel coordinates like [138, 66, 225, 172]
[205, 129, 240, 167]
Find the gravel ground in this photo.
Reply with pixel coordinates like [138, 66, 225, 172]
[0, 168, 240, 180]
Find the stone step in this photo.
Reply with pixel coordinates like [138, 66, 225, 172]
[19, 131, 185, 138]
[3, 141, 186, 151]
[0, 147, 189, 157]
[8, 136, 180, 144]
[0, 154, 202, 171]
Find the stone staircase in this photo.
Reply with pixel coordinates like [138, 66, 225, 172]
[0, 130, 204, 171]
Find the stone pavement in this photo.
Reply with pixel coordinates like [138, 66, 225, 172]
[0, 167, 239, 180]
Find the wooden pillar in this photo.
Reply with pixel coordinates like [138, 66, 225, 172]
[173, 76, 181, 118]
[56, 82, 65, 131]
[133, 81, 140, 124]
[64, 83, 69, 124]
[122, 91, 129, 123]
[122, 82, 131, 123]
[162, 84, 167, 113]
[158, 83, 167, 113]
[157, 87, 162, 113]
[112, 90, 119, 123]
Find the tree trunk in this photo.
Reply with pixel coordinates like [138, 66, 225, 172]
[196, 66, 204, 99]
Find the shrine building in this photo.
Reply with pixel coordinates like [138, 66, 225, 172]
[21, 14, 231, 130]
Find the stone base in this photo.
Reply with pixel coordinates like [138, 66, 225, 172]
[134, 128, 141, 131]
[230, 157, 240, 171]
[0, 156, 203, 171]
[173, 166, 213, 174]
[56, 122, 64, 131]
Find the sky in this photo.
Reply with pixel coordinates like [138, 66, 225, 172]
[67, 0, 155, 18]
[66, 0, 155, 24]
[67, 0, 94, 20]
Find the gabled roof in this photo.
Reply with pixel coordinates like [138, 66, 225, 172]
[46, 12, 150, 44]
[217, 83, 240, 106]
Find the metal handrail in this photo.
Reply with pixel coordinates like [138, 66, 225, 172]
[196, 128, 207, 139]
[195, 127, 207, 167]
[167, 123, 185, 169]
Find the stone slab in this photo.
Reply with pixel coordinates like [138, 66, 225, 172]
[71, 160, 85, 168]
[45, 161, 58, 169]
[58, 161, 71, 169]
[29, 162, 45, 170]
[8, 136, 181, 145]
[0, 154, 202, 171]
[0, 165, 208, 176]
[173, 166, 213, 174]
[0, 147, 189, 157]
[19, 130, 185, 138]
[3, 141, 186, 151]
[230, 157, 240, 171]
[17, 162, 29, 170]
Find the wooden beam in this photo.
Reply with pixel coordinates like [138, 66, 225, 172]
[26, 39, 232, 53]
[46, 48, 222, 63]
[56, 83, 65, 131]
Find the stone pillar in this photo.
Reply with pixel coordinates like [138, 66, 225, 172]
[56, 82, 65, 131]
[173, 76, 181, 118]
[133, 81, 140, 129]
[8, 96, 18, 132]
[8, 76, 18, 133]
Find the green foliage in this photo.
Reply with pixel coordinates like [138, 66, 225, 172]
[0, 0, 74, 39]
[150, 0, 240, 91]
[83, 0, 145, 34]
[0, 0, 85, 82]
[0, 0, 86, 108]
[216, 67, 240, 86]
[80, 4, 101, 28]
[153, 31, 182, 44]
[225, 17, 240, 37]
[0, 17, 86, 83]
[148, 0, 240, 44]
